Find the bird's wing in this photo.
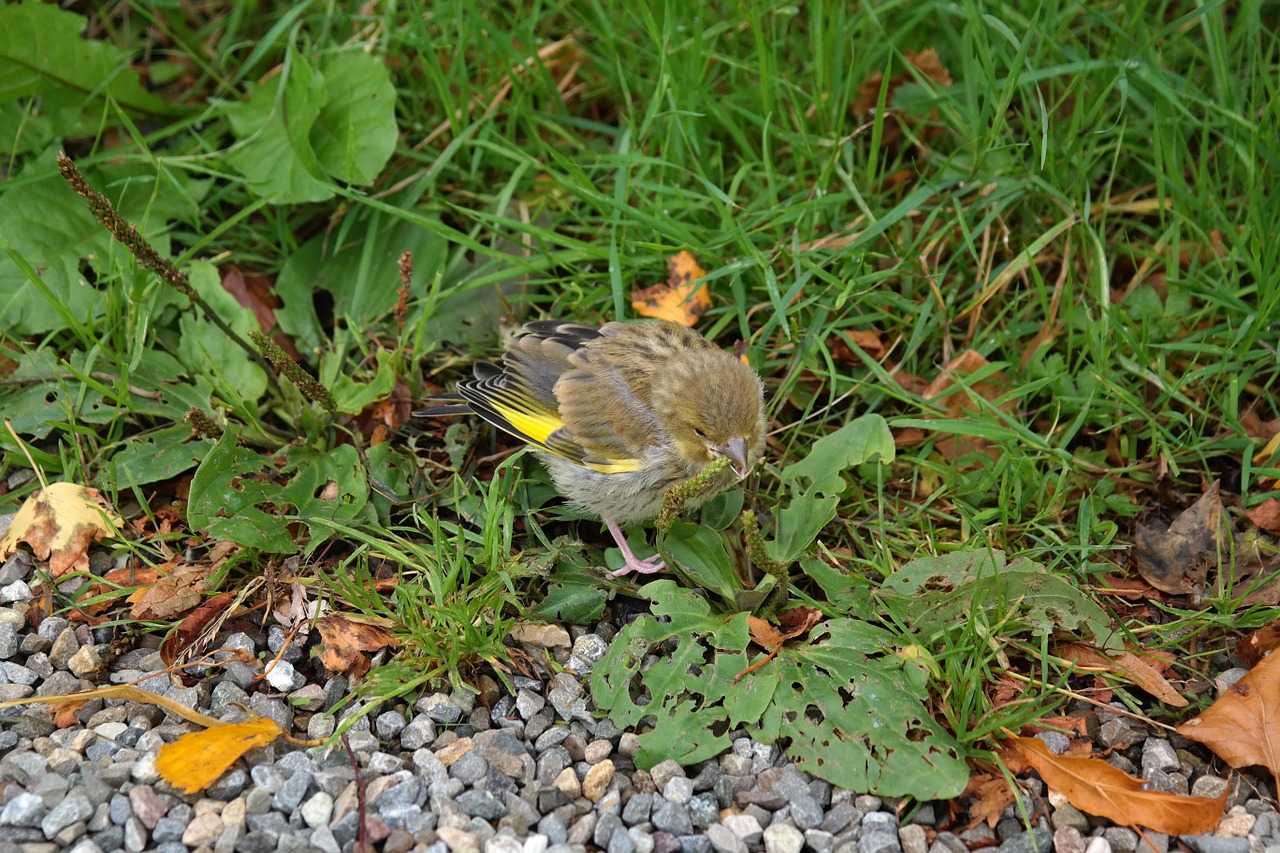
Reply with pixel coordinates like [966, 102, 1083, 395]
[451, 323, 653, 474]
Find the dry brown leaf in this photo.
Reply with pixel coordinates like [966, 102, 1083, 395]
[159, 593, 236, 667]
[1056, 642, 1187, 707]
[220, 265, 301, 361]
[1240, 409, 1279, 442]
[1246, 499, 1280, 535]
[1134, 482, 1280, 606]
[739, 607, 823, 680]
[921, 350, 1010, 462]
[962, 773, 1017, 829]
[127, 563, 212, 621]
[1235, 621, 1280, 668]
[156, 715, 287, 794]
[315, 614, 396, 678]
[747, 606, 822, 650]
[70, 565, 162, 623]
[51, 698, 88, 728]
[1133, 483, 1227, 598]
[1178, 649, 1280, 790]
[631, 251, 711, 326]
[853, 48, 953, 115]
[1008, 735, 1226, 835]
[0, 483, 123, 578]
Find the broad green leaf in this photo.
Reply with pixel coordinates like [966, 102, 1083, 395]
[110, 425, 213, 486]
[176, 262, 269, 404]
[662, 520, 739, 606]
[530, 580, 608, 624]
[278, 444, 370, 532]
[276, 214, 447, 354]
[0, 151, 198, 334]
[591, 581, 968, 799]
[219, 45, 332, 203]
[331, 350, 401, 415]
[766, 414, 894, 563]
[880, 551, 1121, 652]
[188, 433, 297, 554]
[310, 52, 398, 185]
[0, 2, 170, 116]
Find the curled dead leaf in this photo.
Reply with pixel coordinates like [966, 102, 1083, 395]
[315, 614, 396, 678]
[1056, 642, 1186, 707]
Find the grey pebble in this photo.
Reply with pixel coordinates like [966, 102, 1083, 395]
[653, 802, 694, 836]
[1181, 838, 1249, 853]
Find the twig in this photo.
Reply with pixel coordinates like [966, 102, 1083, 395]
[55, 152, 279, 395]
[342, 735, 373, 853]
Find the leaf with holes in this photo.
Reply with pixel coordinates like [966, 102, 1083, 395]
[591, 580, 967, 798]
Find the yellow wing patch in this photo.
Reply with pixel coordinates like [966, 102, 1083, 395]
[583, 458, 646, 474]
[490, 400, 564, 446]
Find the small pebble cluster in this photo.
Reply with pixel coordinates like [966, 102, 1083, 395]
[0, 549, 1276, 853]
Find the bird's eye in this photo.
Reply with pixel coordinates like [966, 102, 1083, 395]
[693, 427, 707, 439]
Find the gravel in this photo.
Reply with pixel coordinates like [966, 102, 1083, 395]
[0, 545, 1275, 853]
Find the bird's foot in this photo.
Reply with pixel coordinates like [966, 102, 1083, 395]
[608, 553, 667, 577]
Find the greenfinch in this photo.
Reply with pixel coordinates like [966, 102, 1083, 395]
[417, 319, 766, 575]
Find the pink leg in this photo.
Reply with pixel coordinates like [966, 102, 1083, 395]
[603, 517, 666, 576]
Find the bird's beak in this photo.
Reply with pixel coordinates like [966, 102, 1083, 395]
[718, 437, 752, 479]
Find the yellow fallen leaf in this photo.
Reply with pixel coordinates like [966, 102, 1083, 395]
[156, 716, 288, 794]
[0, 482, 122, 578]
[631, 251, 711, 326]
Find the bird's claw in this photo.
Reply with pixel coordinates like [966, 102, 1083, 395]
[608, 553, 667, 577]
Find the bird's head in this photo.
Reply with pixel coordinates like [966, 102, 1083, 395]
[653, 350, 766, 478]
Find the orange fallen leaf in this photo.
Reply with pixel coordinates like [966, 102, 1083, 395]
[1178, 648, 1280, 791]
[962, 772, 1017, 829]
[631, 251, 711, 326]
[51, 698, 88, 728]
[156, 715, 287, 794]
[0, 482, 123, 578]
[1008, 735, 1225, 835]
[315, 614, 395, 678]
[739, 606, 823, 679]
[71, 565, 162, 623]
[1056, 642, 1186, 707]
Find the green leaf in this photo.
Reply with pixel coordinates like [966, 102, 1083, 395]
[188, 432, 297, 553]
[531, 581, 608, 624]
[662, 520, 740, 606]
[310, 52, 398, 185]
[331, 350, 400, 415]
[880, 551, 1121, 651]
[219, 45, 333, 204]
[590, 581, 968, 798]
[176, 261, 269, 404]
[218, 48, 399, 202]
[275, 213, 447, 354]
[278, 444, 371, 534]
[110, 425, 213, 486]
[0, 2, 171, 117]
[766, 414, 895, 563]
[0, 151, 202, 334]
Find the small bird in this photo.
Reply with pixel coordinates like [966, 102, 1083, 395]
[416, 319, 767, 576]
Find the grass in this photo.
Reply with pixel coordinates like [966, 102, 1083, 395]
[0, 0, 1278, 795]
